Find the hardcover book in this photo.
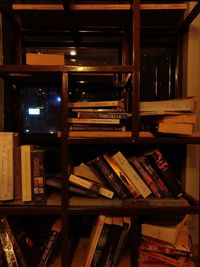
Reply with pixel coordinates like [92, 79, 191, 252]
[0, 132, 19, 201]
[31, 149, 46, 204]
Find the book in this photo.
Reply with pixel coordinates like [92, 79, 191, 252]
[21, 145, 35, 202]
[103, 153, 140, 199]
[68, 99, 125, 109]
[37, 218, 62, 267]
[128, 156, 162, 198]
[84, 215, 106, 267]
[140, 250, 187, 267]
[91, 216, 113, 267]
[140, 97, 197, 113]
[141, 215, 188, 244]
[111, 151, 151, 198]
[0, 216, 19, 267]
[31, 149, 46, 203]
[157, 122, 194, 135]
[76, 112, 132, 119]
[138, 155, 171, 198]
[69, 185, 98, 199]
[13, 146, 22, 201]
[111, 216, 131, 267]
[0, 132, 19, 201]
[68, 118, 121, 125]
[26, 53, 65, 65]
[69, 174, 114, 199]
[72, 162, 106, 185]
[99, 216, 124, 267]
[0, 215, 28, 267]
[145, 149, 183, 198]
[141, 113, 197, 124]
[88, 156, 130, 200]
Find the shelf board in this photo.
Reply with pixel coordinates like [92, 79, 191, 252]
[68, 195, 200, 215]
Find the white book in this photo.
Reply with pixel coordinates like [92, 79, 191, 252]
[111, 151, 151, 198]
[0, 132, 19, 201]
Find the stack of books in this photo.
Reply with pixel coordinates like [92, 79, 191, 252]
[138, 215, 196, 267]
[67, 99, 132, 137]
[140, 96, 198, 135]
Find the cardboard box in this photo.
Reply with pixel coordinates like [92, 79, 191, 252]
[26, 53, 65, 65]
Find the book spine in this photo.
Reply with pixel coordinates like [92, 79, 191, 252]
[37, 231, 58, 267]
[147, 149, 183, 198]
[69, 174, 100, 194]
[99, 186, 114, 199]
[68, 118, 120, 125]
[111, 151, 151, 198]
[69, 125, 124, 131]
[0, 216, 28, 267]
[84, 215, 106, 267]
[77, 112, 131, 119]
[103, 153, 140, 199]
[0, 133, 19, 201]
[21, 145, 32, 202]
[88, 156, 130, 200]
[111, 217, 131, 267]
[138, 156, 171, 198]
[68, 99, 124, 109]
[14, 147, 22, 200]
[31, 150, 46, 203]
[128, 157, 162, 198]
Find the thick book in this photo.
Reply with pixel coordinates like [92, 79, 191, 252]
[141, 113, 197, 124]
[145, 149, 183, 198]
[91, 216, 113, 267]
[0, 215, 28, 267]
[31, 149, 46, 203]
[140, 97, 197, 113]
[103, 153, 140, 199]
[0, 132, 19, 201]
[84, 215, 106, 267]
[68, 99, 125, 109]
[13, 146, 22, 201]
[99, 216, 124, 267]
[111, 151, 151, 198]
[69, 174, 114, 199]
[138, 155, 171, 198]
[37, 218, 62, 267]
[21, 145, 36, 202]
[88, 156, 130, 200]
[111, 216, 131, 267]
[128, 156, 162, 198]
[141, 215, 188, 244]
[157, 122, 194, 135]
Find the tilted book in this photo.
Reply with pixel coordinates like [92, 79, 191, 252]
[111, 151, 151, 198]
[128, 156, 162, 199]
[0, 132, 19, 201]
[84, 215, 106, 267]
[145, 149, 183, 198]
[103, 153, 140, 199]
[88, 156, 130, 200]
